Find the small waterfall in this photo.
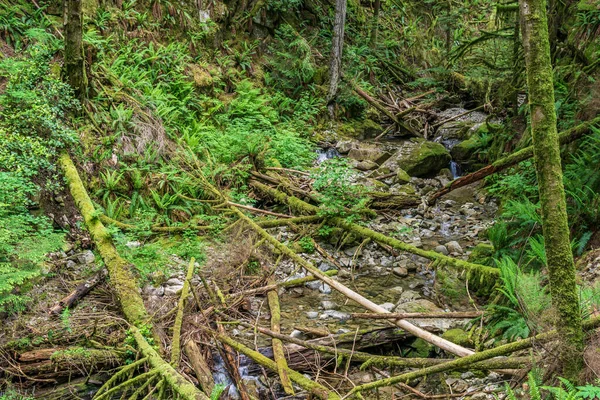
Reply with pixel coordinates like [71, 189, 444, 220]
[449, 161, 462, 179]
[316, 148, 340, 163]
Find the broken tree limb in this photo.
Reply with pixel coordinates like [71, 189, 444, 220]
[171, 258, 195, 366]
[351, 311, 483, 320]
[99, 214, 212, 233]
[215, 332, 341, 400]
[348, 80, 420, 137]
[184, 340, 215, 395]
[228, 205, 476, 358]
[431, 105, 485, 129]
[267, 281, 294, 395]
[249, 179, 499, 281]
[347, 314, 600, 396]
[48, 269, 107, 315]
[428, 116, 600, 202]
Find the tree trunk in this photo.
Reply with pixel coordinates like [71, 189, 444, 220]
[327, 0, 347, 113]
[64, 0, 85, 100]
[519, 0, 584, 378]
[369, 0, 380, 48]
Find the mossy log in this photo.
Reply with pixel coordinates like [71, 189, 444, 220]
[368, 191, 420, 209]
[59, 153, 148, 326]
[184, 340, 215, 395]
[267, 282, 294, 395]
[428, 116, 600, 202]
[346, 315, 600, 396]
[215, 332, 341, 400]
[170, 258, 195, 366]
[5, 347, 122, 382]
[249, 179, 499, 282]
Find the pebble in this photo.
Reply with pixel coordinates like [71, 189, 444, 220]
[445, 241, 463, 254]
[66, 260, 77, 269]
[319, 283, 332, 294]
[392, 267, 408, 277]
[434, 245, 449, 255]
[290, 330, 307, 340]
[379, 302, 395, 312]
[320, 300, 338, 310]
[320, 310, 350, 320]
[306, 311, 319, 319]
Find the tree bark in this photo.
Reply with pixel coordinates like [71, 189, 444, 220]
[327, 0, 347, 112]
[369, 0, 380, 48]
[519, 0, 583, 378]
[64, 0, 85, 100]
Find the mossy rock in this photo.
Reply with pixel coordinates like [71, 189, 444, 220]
[395, 168, 411, 184]
[441, 328, 473, 347]
[339, 119, 383, 139]
[450, 136, 480, 163]
[381, 139, 451, 177]
[407, 338, 434, 358]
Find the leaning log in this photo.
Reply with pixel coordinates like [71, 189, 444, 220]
[428, 116, 600, 202]
[49, 269, 107, 315]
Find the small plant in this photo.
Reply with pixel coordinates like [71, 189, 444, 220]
[298, 236, 316, 253]
[60, 308, 72, 333]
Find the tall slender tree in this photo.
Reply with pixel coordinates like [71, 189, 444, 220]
[519, 0, 584, 378]
[327, 0, 347, 115]
[64, 0, 85, 100]
[369, 0, 380, 48]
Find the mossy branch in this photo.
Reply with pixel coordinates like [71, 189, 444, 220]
[267, 282, 294, 395]
[171, 257, 196, 366]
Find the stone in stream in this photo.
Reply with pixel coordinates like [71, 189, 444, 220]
[397, 289, 421, 303]
[320, 300, 338, 310]
[306, 311, 319, 319]
[336, 140, 355, 154]
[379, 139, 451, 177]
[356, 160, 378, 171]
[392, 267, 408, 277]
[434, 244, 449, 255]
[347, 143, 392, 165]
[395, 168, 411, 184]
[379, 302, 395, 312]
[320, 310, 350, 320]
[445, 240, 463, 254]
[394, 299, 441, 313]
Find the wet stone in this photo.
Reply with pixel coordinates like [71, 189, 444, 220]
[320, 300, 338, 310]
[306, 311, 319, 319]
[320, 310, 350, 320]
[434, 245, 449, 255]
[392, 267, 408, 277]
[77, 250, 95, 265]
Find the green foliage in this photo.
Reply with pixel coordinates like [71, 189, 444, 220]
[210, 384, 227, 400]
[503, 372, 600, 399]
[298, 236, 316, 254]
[311, 158, 369, 220]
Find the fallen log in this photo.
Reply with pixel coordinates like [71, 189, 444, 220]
[227, 270, 338, 298]
[347, 314, 600, 396]
[184, 340, 215, 395]
[171, 258, 195, 366]
[267, 281, 294, 395]
[249, 179, 499, 281]
[351, 311, 483, 320]
[428, 116, 600, 202]
[48, 269, 107, 315]
[59, 152, 210, 400]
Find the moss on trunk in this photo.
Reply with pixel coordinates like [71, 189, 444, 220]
[519, 0, 584, 378]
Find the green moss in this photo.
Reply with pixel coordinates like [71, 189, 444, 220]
[468, 243, 494, 265]
[395, 168, 411, 184]
[408, 338, 434, 358]
[441, 329, 473, 347]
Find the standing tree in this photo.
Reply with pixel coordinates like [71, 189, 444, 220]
[519, 0, 584, 378]
[327, 0, 347, 115]
[369, 0, 380, 48]
[64, 0, 85, 100]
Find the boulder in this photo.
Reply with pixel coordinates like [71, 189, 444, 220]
[356, 160, 379, 171]
[380, 139, 451, 177]
[348, 143, 392, 165]
[395, 168, 411, 184]
[394, 299, 441, 313]
[441, 328, 473, 347]
[445, 241, 463, 254]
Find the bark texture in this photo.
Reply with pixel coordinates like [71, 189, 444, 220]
[519, 0, 583, 378]
[327, 0, 347, 108]
[64, 0, 85, 99]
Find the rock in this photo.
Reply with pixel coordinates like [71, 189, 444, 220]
[380, 256, 394, 268]
[411, 237, 423, 248]
[319, 262, 334, 272]
[164, 278, 184, 295]
[392, 267, 408, 277]
[320, 310, 350, 320]
[389, 286, 404, 294]
[379, 302, 396, 312]
[395, 168, 411, 184]
[380, 139, 451, 177]
[445, 241, 463, 254]
[434, 245, 449, 255]
[125, 241, 141, 249]
[321, 300, 338, 310]
[306, 311, 319, 319]
[356, 160, 379, 171]
[336, 140, 355, 154]
[66, 260, 77, 269]
[290, 330, 307, 340]
[395, 299, 441, 313]
[461, 371, 475, 379]
[397, 289, 421, 303]
[318, 283, 332, 294]
[348, 143, 392, 165]
[76, 250, 95, 265]
[408, 338, 434, 357]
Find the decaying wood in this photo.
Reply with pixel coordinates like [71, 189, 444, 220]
[431, 105, 485, 129]
[267, 281, 294, 395]
[184, 340, 215, 395]
[227, 269, 338, 298]
[48, 269, 107, 315]
[351, 311, 483, 320]
[428, 116, 600, 202]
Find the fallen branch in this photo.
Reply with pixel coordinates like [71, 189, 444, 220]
[171, 258, 195, 366]
[428, 116, 600, 202]
[226, 270, 338, 298]
[267, 281, 294, 395]
[431, 105, 485, 129]
[48, 269, 107, 315]
[351, 311, 483, 320]
[183, 341, 215, 395]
